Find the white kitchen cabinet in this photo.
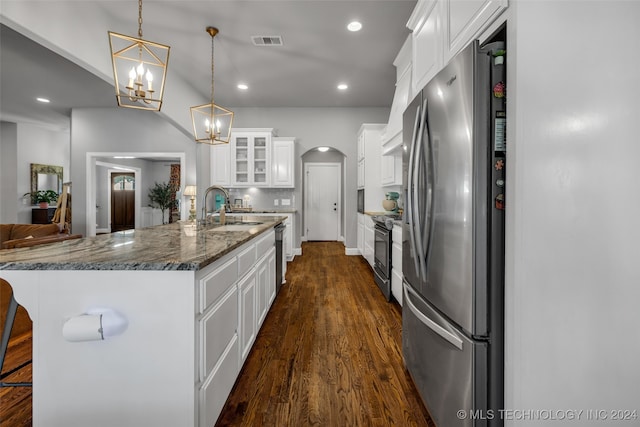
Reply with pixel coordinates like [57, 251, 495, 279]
[199, 333, 238, 427]
[210, 144, 231, 186]
[409, 0, 442, 99]
[256, 248, 274, 328]
[381, 153, 402, 187]
[382, 36, 412, 155]
[358, 124, 387, 211]
[443, 0, 507, 63]
[231, 129, 273, 187]
[271, 137, 295, 188]
[357, 159, 365, 189]
[407, 0, 507, 98]
[363, 214, 375, 267]
[238, 264, 257, 363]
[391, 223, 403, 305]
[357, 213, 364, 256]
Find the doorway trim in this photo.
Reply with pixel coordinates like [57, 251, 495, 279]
[86, 152, 186, 237]
[303, 162, 342, 241]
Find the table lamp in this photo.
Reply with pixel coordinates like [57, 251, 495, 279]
[184, 185, 197, 221]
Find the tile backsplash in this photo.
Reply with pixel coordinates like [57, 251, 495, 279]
[228, 188, 296, 210]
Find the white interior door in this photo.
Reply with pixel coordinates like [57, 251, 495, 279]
[305, 162, 341, 241]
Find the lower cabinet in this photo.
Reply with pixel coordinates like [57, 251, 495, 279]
[363, 215, 375, 267]
[196, 229, 276, 426]
[391, 223, 403, 305]
[357, 213, 364, 255]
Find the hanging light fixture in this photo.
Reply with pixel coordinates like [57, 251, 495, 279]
[108, 0, 170, 111]
[190, 27, 234, 145]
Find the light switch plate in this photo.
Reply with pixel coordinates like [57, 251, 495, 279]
[274, 199, 279, 206]
[281, 199, 290, 206]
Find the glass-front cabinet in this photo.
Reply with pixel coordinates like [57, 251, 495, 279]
[231, 129, 273, 187]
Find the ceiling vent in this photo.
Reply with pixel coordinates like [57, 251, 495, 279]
[251, 35, 283, 46]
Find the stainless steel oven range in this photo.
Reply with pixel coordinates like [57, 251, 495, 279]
[372, 214, 400, 301]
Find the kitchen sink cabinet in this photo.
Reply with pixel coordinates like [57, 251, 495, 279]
[197, 229, 275, 426]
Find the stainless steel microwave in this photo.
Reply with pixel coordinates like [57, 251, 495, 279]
[357, 189, 364, 213]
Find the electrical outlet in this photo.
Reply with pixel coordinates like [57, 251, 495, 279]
[274, 199, 279, 206]
[281, 199, 290, 206]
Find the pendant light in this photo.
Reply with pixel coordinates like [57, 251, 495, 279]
[108, 0, 170, 111]
[190, 27, 234, 145]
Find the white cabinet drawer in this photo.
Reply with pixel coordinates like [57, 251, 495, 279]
[200, 257, 238, 313]
[201, 284, 238, 380]
[237, 244, 256, 275]
[199, 335, 239, 427]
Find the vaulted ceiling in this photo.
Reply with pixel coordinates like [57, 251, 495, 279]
[1, 1, 416, 131]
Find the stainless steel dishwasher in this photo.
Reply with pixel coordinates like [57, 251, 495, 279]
[275, 223, 285, 292]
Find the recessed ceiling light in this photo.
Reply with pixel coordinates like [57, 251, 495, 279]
[36, 97, 50, 103]
[318, 147, 330, 152]
[237, 84, 248, 90]
[347, 21, 362, 32]
[113, 156, 136, 159]
[337, 83, 348, 91]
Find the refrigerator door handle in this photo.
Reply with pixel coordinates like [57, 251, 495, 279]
[423, 102, 435, 263]
[404, 284, 463, 350]
[407, 103, 422, 278]
[413, 100, 428, 280]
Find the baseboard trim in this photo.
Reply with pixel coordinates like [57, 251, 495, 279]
[344, 248, 361, 256]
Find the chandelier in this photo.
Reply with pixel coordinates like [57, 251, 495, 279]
[190, 27, 234, 145]
[108, 0, 170, 111]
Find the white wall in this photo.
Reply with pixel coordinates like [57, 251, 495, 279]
[505, 1, 640, 423]
[230, 107, 389, 249]
[71, 107, 196, 236]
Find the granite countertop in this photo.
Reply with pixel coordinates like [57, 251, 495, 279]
[0, 215, 285, 272]
[229, 209, 297, 214]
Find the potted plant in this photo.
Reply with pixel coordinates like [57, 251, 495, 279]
[24, 190, 59, 208]
[148, 182, 177, 224]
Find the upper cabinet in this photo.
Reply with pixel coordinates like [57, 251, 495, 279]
[210, 128, 296, 188]
[408, 0, 442, 99]
[407, 0, 507, 98]
[443, 0, 508, 63]
[232, 129, 273, 187]
[211, 144, 231, 186]
[382, 35, 412, 155]
[271, 137, 296, 188]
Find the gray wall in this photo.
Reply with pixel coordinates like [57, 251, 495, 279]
[0, 121, 69, 224]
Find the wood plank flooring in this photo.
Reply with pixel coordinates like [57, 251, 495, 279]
[217, 241, 434, 426]
[0, 241, 434, 427]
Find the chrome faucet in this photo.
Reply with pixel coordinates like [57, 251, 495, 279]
[201, 185, 231, 222]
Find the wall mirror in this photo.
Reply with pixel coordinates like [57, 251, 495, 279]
[30, 163, 63, 197]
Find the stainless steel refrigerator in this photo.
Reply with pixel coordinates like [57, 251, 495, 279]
[402, 40, 506, 427]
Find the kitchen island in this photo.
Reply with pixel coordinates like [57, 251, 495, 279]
[0, 216, 285, 427]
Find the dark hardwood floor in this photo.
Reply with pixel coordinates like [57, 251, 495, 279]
[0, 241, 434, 427]
[217, 242, 434, 426]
